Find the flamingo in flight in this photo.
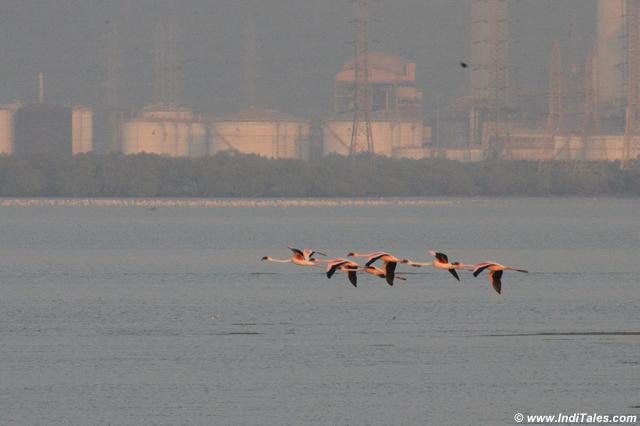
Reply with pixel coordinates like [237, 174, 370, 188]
[261, 247, 325, 267]
[472, 262, 529, 294]
[325, 259, 360, 287]
[347, 251, 409, 267]
[363, 264, 406, 286]
[407, 251, 470, 282]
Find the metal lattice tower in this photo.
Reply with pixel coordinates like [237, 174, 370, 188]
[349, 0, 375, 156]
[106, 18, 122, 152]
[469, 0, 509, 155]
[106, 21, 120, 110]
[123, 0, 134, 26]
[154, 21, 168, 104]
[154, 18, 183, 105]
[546, 40, 565, 141]
[243, 8, 258, 108]
[582, 43, 600, 159]
[489, 0, 509, 156]
[565, 12, 583, 135]
[624, 0, 640, 164]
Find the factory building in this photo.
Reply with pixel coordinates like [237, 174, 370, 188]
[13, 103, 93, 156]
[333, 52, 423, 116]
[211, 107, 311, 160]
[324, 52, 430, 157]
[121, 105, 209, 157]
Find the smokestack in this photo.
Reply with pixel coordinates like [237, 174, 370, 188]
[154, 18, 182, 105]
[243, 8, 258, 108]
[106, 20, 120, 109]
[38, 72, 44, 103]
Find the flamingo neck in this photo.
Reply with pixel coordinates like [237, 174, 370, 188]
[351, 252, 372, 258]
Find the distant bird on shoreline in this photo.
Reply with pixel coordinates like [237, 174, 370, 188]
[472, 262, 529, 294]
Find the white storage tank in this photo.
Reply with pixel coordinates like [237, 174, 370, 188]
[14, 103, 93, 156]
[72, 107, 93, 155]
[322, 119, 424, 158]
[0, 104, 20, 155]
[122, 105, 209, 157]
[211, 108, 311, 160]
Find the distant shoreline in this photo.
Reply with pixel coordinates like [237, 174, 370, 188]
[0, 196, 637, 209]
[0, 198, 458, 208]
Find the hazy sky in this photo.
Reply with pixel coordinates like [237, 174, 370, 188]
[0, 0, 595, 117]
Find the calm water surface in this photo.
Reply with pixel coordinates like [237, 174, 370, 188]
[0, 198, 638, 425]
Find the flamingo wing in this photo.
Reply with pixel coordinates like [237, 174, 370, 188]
[432, 251, 449, 263]
[326, 260, 347, 279]
[384, 261, 397, 286]
[365, 253, 387, 267]
[448, 268, 461, 282]
[489, 270, 503, 294]
[304, 249, 327, 260]
[288, 247, 305, 260]
[347, 270, 358, 287]
[473, 263, 495, 277]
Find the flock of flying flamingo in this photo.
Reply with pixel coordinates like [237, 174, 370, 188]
[261, 247, 529, 295]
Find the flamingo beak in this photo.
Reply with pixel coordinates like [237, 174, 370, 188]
[260, 256, 268, 261]
[347, 252, 355, 257]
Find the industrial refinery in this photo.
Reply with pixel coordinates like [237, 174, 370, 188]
[0, 0, 639, 163]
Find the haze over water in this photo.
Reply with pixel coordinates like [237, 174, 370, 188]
[0, 197, 638, 425]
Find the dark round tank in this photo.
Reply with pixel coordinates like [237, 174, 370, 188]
[14, 103, 73, 156]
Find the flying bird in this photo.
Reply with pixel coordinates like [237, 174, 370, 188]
[347, 252, 410, 286]
[261, 247, 323, 267]
[472, 262, 529, 294]
[363, 264, 406, 286]
[325, 259, 360, 287]
[347, 251, 409, 267]
[301, 248, 327, 261]
[406, 251, 471, 282]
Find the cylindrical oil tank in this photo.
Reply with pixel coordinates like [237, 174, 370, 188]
[121, 106, 209, 157]
[0, 105, 19, 155]
[72, 107, 93, 154]
[597, 0, 626, 110]
[188, 124, 209, 157]
[211, 108, 311, 160]
[14, 103, 73, 156]
[322, 120, 423, 157]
